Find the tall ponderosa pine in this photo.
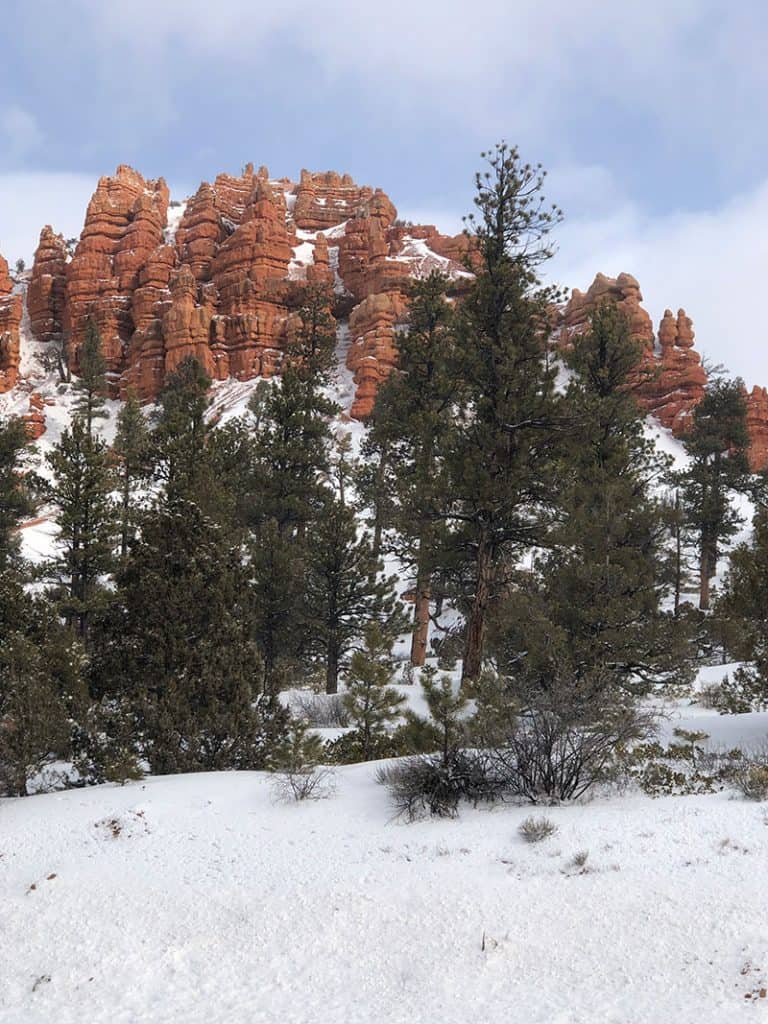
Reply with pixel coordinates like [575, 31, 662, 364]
[448, 143, 564, 684]
[248, 283, 339, 537]
[73, 318, 109, 438]
[496, 303, 690, 695]
[304, 495, 403, 693]
[113, 389, 150, 559]
[677, 377, 751, 609]
[46, 417, 115, 637]
[366, 273, 456, 666]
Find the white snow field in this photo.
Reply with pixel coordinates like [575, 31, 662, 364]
[2, 725, 768, 1024]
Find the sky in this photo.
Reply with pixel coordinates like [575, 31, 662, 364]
[1, 1, 768, 384]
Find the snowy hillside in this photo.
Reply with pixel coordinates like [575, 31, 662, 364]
[2, 683, 768, 1024]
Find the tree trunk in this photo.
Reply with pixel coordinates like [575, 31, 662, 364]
[410, 543, 431, 667]
[462, 534, 493, 685]
[673, 490, 682, 618]
[120, 470, 130, 560]
[325, 642, 339, 695]
[699, 547, 710, 611]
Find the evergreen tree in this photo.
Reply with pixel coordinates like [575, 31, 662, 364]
[342, 622, 407, 758]
[249, 519, 307, 694]
[304, 495, 403, 694]
[713, 509, 768, 707]
[506, 302, 691, 693]
[0, 624, 70, 796]
[73, 318, 109, 438]
[46, 418, 115, 637]
[92, 498, 287, 773]
[0, 416, 34, 569]
[288, 283, 337, 380]
[151, 356, 214, 508]
[420, 667, 469, 764]
[366, 273, 457, 666]
[447, 143, 565, 684]
[249, 367, 338, 537]
[0, 429, 75, 796]
[677, 377, 751, 609]
[113, 389, 150, 559]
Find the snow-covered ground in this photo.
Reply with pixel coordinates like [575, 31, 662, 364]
[2, 712, 768, 1024]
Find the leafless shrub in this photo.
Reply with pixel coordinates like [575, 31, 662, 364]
[271, 766, 336, 803]
[698, 683, 725, 710]
[290, 691, 349, 728]
[489, 703, 655, 804]
[733, 746, 768, 801]
[518, 815, 559, 843]
[562, 849, 592, 875]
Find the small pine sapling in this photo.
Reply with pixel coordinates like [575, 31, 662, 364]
[270, 720, 334, 802]
[342, 622, 407, 759]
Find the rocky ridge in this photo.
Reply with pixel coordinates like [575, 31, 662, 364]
[2, 164, 767, 467]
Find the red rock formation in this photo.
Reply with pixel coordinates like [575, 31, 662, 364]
[564, 272, 655, 350]
[23, 393, 47, 440]
[746, 387, 768, 471]
[640, 308, 706, 432]
[347, 291, 409, 418]
[28, 227, 68, 344]
[23, 164, 758, 463]
[64, 165, 169, 378]
[175, 182, 225, 283]
[293, 171, 395, 232]
[562, 274, 707, 439]
[0, 254, 21, 392]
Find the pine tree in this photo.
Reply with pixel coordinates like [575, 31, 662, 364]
[113, 389, 150, 559]
[0, 416, 34, 569]
[249, 366, 338, 537]
[677, 377, 751, 609]
[526, 302, 690, 693]
[151, 356, 214, 508]
[46, 418, 115, 637]
[447, 143, 564, 684]
[73, 318, 109, 438]
[0, 430, 74, 796]
[365, 273, 457, 666]
[288, 282, 337, 381]
[420, 667, 468, 765]
[304, 495, 403, 694]
[249, 519, 308, 694]
[342, 622, 407, 758]
[0, 624, 70, 796]
[713, 509, 768, 707]
[92, 498, 288, 773]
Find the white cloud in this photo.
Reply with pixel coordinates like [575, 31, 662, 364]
[551, 174, 768, 388]
[0, 107, 43, 162]
[74, 0, 767, 158]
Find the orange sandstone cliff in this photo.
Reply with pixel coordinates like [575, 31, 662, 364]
[4, 165, 766, 468]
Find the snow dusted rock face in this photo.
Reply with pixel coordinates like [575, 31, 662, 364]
[24, 162, 470, 417]
[0, 253, 22, 392]
[640, 307, 707, 435]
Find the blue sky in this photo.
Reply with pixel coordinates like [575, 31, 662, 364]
[2, 1, 768, 383]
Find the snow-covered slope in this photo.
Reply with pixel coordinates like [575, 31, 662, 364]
[2, 730, 768, 1024]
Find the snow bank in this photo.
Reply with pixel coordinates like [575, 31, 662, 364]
[2, 763, 768, 1023]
